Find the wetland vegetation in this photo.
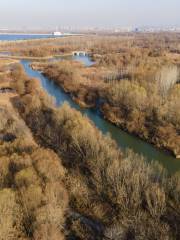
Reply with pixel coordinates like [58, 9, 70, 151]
[0, 33, 180, 239]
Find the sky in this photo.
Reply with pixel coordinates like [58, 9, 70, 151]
[0, 0, 179, 29]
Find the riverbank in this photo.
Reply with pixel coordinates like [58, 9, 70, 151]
[32, 60, 180, 159]
[21, 59, 180, 174]
[51, 77, 180, 159]
[100, 104, 180, 159]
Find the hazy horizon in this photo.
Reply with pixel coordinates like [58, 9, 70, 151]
[0, 0, 180, 29]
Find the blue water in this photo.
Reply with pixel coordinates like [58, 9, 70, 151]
[0, 34, 62, 41]
[72, 55, 95, 66]
[21, 58, 180, 174]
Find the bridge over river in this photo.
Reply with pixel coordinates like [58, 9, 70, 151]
[72, 51, 88, 56]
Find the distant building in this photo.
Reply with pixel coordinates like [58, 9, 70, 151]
[53, 31, 62, 36]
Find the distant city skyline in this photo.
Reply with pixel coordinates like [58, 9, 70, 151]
[0, 0, 179, 29]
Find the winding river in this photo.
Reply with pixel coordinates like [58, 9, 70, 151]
[21, 57, 180, 174]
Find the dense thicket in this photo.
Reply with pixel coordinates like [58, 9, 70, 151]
[0, 63, 68, 239]
[9, 63, 180, 240]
